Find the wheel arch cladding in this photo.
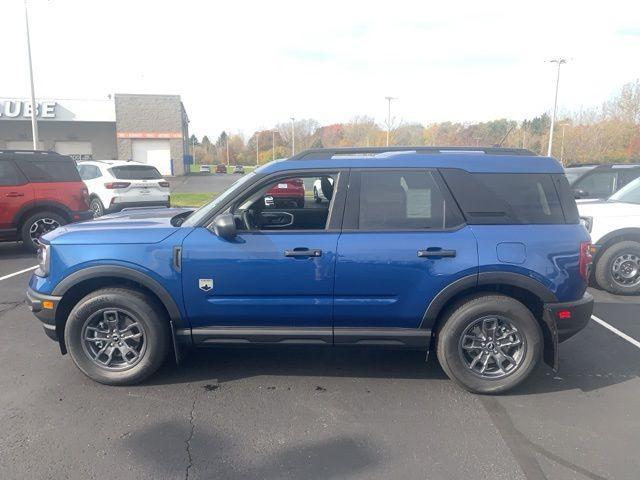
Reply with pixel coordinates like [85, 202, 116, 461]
[15, 201, 71, 228]
[52, 266, 183, 354]
[422, 272, 557, 369]
[595, 228, 640, 262]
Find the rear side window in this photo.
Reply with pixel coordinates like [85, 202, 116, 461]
[0, 160, 26, 186]
[109, 165, 162, 180]
[77, 165, 102, 180]
[353, 170, 463, 230]
[573, 170, 617, 198]
[18, 159, 81, 182]
[617, 168, 640, 189]
[440, 169, 565, 224]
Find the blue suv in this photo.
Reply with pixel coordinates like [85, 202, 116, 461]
[27, 147, 594, 393]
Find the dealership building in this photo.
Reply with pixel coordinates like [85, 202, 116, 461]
[0, 94, 191, 176]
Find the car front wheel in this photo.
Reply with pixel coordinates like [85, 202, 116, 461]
[595, 240, 640, 295]
[64, 288, 169, 385]
[436, 294, 542, 394]
[20, 211, 66, 252]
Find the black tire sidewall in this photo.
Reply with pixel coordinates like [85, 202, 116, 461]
[90, 197, 104, 217]
[437, 295, 542, 394]
[595, 240, 640, 295]
[64, 289, 168, 385]
[20, 211, 67, 252]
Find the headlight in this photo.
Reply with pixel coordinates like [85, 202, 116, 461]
[35, 244, 50, 277]
[580, 216, 593, 233]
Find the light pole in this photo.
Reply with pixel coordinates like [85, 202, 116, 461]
[290, 117, 295, 156]
[24, 0, 39, 149]
[547, 58, 567, 157]
[272, 130, 277, 161]
[255, 131, 260, 166]
[559, 123, 569, 164]
[226, 136, 230, 166]
[192, 137, 196, 165]
[385, 96, 397, 146]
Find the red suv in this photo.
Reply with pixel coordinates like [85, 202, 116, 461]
[0, 150, 92, 252]
[265, 177, 305, 208]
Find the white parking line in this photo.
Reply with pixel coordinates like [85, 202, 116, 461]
[591, 315, 640, 350]
[0, 266, 38, 282]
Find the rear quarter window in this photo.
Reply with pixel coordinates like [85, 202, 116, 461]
[0, 160, 27, 186]
[109, 165, 162, 180]
[440, 169, 567, 224]
[18, 158, 82, 182]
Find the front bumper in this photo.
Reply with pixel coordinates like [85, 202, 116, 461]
[542, 292, 594, 370]
[26, 286, 62, 342]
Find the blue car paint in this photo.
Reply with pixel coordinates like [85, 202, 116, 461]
[181, 227, 339, 328]
[29, 153, 587, 342]
[333, 228, 478, 329]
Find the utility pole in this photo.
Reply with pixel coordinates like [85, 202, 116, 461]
[385, 96, 397, 146]
[192, 137, 196, 165]
[256, 131, 260, 166]
[24, 0, 39, 149]
[272, 130, 276, 161]
[560, 124, 567, 164]
[290, 117, 295, 156]
[547, 58, 567, 157]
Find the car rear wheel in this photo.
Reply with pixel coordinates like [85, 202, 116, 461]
[20, 211, 66, 252]
[436, 294, 542, 394]
[595, 240, 640, 295]
[64, 288, 169, 385]
[90, 197, 105, 218]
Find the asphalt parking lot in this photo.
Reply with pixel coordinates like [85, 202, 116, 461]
[0, 239, 638, 480]
[169, 173, 240, 194]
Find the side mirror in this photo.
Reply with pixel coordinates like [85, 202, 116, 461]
[573, 189, 587, 199]
[212, 213, 236, 240]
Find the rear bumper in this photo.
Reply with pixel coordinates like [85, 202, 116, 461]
[106, 200, 170, 213]
[542, 292, 594, 371]
[26, 286, 62, 342]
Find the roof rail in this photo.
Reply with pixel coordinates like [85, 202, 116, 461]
[0, 149, 61, 155]
[288, 146, 537, 161]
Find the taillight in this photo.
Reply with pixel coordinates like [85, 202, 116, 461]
[81, 186, 89, 207]
[579, 241, 593, 280]
[104, 182, 131, 189]
[159, 181, 170, 188]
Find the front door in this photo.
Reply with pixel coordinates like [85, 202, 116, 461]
[333, 169, 478, 337]
[0, 160, 32, 233]
[181, 171, 345, 342]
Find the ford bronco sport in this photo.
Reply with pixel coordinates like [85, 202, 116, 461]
[27, 147, 593, 393]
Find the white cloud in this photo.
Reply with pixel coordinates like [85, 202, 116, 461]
[2, 0, 639, 136]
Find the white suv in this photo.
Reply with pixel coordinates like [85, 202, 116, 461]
[77, 160, 170, 217]
[578, 177, 640, 295]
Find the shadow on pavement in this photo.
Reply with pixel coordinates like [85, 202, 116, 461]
[124, 420, 379, 479]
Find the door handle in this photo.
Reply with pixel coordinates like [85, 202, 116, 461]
[5, 192, 24, 198]
[417, 248, 456, 258]
[284, 248, 323, 258]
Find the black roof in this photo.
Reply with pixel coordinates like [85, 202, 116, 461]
[565, 162, 640, 169]
[0, 149, 67, 160]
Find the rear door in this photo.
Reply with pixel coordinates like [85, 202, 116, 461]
[333, 169, 478, 340]
[0, 159, 33, 231]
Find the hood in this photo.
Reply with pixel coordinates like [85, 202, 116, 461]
[577, 200, 640, 218]
[43, 207, 193, 245]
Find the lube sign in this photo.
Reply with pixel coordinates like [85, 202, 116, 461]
[0, 100, 57, 119]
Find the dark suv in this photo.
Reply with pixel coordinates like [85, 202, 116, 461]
[565, 163, 640, 199]
[0, 150, 92, 251]
[27, 147, 593, 394]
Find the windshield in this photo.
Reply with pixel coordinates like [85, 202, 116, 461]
[609, 176, 640, 204]
[182, 172, 257, 226]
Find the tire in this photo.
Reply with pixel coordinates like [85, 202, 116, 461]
[64, 288, 169, 385]
[436, 294, 542, 394]
[20, 211, 67, 253]
[313, 187, 322, 203]
[89, 197, 105, 218]
[594, 240, 640, 295]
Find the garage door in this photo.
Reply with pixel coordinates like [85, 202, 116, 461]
[132, 139, 172, 176]
[6, 140, 44, 150]
[54, 141, 93, 161]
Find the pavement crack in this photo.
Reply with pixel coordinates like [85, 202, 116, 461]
[0, 301, 25, 318]
[184, 394, 197, 480]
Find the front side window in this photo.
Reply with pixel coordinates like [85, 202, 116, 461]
[356, 170, 456, 230]
[573, 170, 617, 198]
[234, 174, 337, 231]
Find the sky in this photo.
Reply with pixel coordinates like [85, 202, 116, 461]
[2, 0, 640, 138]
